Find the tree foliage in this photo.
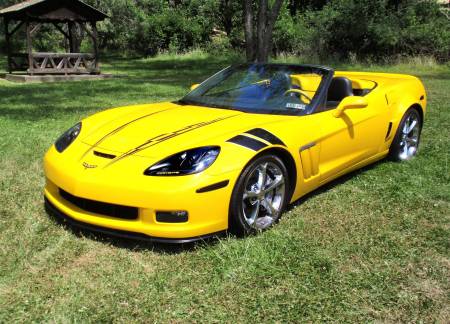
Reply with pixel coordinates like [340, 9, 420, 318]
[0, 0, 448, 61]
[301, 0, 450, 61]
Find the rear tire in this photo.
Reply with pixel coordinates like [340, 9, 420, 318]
[229, 154, 290, 236]
[389, 107, 422, 162]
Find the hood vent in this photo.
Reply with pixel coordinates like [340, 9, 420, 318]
[93, 151, 116, 159]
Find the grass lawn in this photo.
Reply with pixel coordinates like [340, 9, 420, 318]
[0, 53, 449, 322]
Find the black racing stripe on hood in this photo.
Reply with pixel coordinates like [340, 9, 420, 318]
[80, 109, 170, 161]
[244, 128, 286, 146]
[104, 114, 239, 167]
[227, 135, 268, 151]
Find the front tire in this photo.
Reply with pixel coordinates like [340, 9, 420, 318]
[229, 154, 290, 236]
[389, 107, 422, 162]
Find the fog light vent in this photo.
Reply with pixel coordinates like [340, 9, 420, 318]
[156, 211, 188, 223]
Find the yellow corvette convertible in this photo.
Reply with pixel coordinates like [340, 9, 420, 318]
[44, 64, 426, 243]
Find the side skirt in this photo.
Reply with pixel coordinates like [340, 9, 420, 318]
[318, 150, 389, 186]
[289, 150, 389, 203]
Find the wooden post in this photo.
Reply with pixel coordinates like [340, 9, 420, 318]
[91, 21, 99, 73]
[68, 21, 74, 53]
[26, 21, 33, 75]
[4, 18, 12, 74]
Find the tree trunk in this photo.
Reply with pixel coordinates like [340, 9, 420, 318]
[243, 0, 284, 63]
[4, 18, 11, 74]
[256, 0, 268, 62]
[260, 0, 284, 62]
[68, 22, 82, 53]
[220, 0, 233, 36]
[243, 0, 256, 62]
[26, 21, 33, 75]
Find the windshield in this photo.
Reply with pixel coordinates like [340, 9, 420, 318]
[180, 64, 331, 115]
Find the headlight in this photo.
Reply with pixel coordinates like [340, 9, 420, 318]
[144, 146, 220, 176]
[55, 122, 82, 153]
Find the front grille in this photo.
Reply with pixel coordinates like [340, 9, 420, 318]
[59, 189, 138, 220]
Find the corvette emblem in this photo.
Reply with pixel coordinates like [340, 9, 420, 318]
[82, 162, 98, 169]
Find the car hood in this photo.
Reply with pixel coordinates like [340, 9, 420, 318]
[81, 102, 288, 158]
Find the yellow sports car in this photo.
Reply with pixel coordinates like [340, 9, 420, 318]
[44, 64, 426, 243]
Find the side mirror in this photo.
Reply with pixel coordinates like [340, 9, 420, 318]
[333, 96, 368, 118]
[190, 83, 200, 91]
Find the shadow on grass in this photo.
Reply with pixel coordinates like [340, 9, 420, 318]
[0, 55, 234, 121]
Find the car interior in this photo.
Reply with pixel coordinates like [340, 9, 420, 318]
[326, 77, 354, 109]
[289, 74, 376, 113]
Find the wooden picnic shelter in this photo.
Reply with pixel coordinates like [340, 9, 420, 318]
[0, 0, 107, 75]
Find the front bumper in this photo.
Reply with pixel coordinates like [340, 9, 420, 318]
[44, 146, 237, 240]
[44, 197, 225, 243]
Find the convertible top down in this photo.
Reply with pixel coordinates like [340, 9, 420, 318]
[44, 63, 426, 242]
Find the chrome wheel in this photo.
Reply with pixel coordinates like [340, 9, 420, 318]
[242, 161, 286, 230]
[399, 113, 420, 160]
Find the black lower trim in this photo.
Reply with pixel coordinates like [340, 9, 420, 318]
[196, 180, 230, 193]
[44, 197, 225, 244]
[245, 128, 286, 146]
[59, 188, 138, 220]
[227, 135, 268, 151]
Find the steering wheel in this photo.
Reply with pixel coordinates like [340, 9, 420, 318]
[284, 89, 313, 102]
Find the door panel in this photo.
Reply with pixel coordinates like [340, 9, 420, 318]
[318, 99, 387, 183]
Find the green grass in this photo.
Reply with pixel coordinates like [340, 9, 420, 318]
[0, 53, 449, 322]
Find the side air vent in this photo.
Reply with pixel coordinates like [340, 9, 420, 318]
[299, 143, 319, 180]
[385, 122, 393, 140]
[94, 151, 116, 159]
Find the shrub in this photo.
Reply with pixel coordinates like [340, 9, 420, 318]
[296, 0, 450, 62]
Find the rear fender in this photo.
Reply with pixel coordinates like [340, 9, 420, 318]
[384, 80, 426, 147]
